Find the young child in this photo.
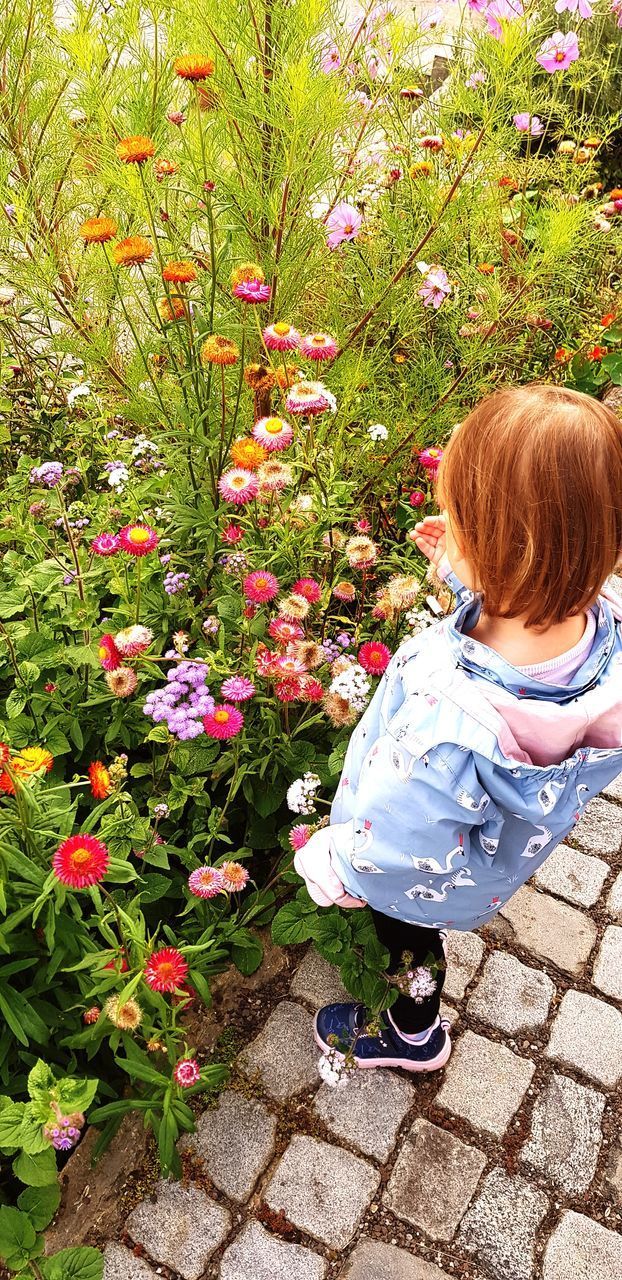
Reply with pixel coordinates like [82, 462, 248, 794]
[295, 384, 622, 1072]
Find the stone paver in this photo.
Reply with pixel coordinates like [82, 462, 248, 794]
[467, 951, 554, 1033]
[238, 1000, 319, 1101]
[104, 1244, 157, 1280]
[443, 930, 485, 1000]
[520, 1073, 605, 1194]
[604, 772, 622, 803]
[219, 1221, 327, 1280]
[339, 1239, 453, 1279]
[384, 1118, 486, 1240]
[532, 843, 609, 908]
[542, 1210, 622, 1280]
[264, 1135, 380, 1249]
[440, 1000, 459, 1026]
[592, 925, 622, 1001]
[605, 1146, 622, 1205]
[458, 1168, 549, 1280]
[314, 1067, 414, 1161]
[178, 1089, 276, 1202]
[436, 1031, 535, 1137]
[499, 885, 597, 975]
[291, 947, 350, 1006]
[546, 988, 622, 1087]
[607, 870, 622, 920]
[570, 796, 622, 856]
[126, 1181, 231, 1280]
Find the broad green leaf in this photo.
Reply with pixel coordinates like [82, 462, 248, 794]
[19, 1107, 50, 1156]
[230, 928, 263, 975]
[17, 1182, 61, 1231]
[0, 1099, 26, 1147]
[57, 1076, 98, 1114]
[0, 1205, 37, 1268]
[27, 1060, 55, 1104]
[271, 901, 315, 946]
[13, 1145, 57, 1187]
[41, 1245, 104, 1280]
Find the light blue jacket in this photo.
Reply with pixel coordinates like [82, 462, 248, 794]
[329, 575, 622, 930]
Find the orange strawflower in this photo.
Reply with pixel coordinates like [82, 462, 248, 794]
[274, 364, 300, 390]
[230, 438, 268, 469]
[610, 188, 622, 200]
[157, 295, 186, 322]
[112, 236, 153, 267]
[155, 158, 179, 179]
[116, 135, 156, 164]
[201, 335, 240, 366]
[162, 260, 197, 284]
[409, 162, 433, 178]
[601, 313, 616, 327]
[12, 747, 54, 776]
[80, 216, 118, 244]
[477, 263, 495, 275]
[173, 55, 215, 81]
[88, 760, 112, 799]
[230, 262, 264, 291]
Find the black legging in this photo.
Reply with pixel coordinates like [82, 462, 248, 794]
[370, 907, 445, 1034]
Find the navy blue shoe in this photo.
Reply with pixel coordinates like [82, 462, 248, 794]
[314, 1002, 451, 1072]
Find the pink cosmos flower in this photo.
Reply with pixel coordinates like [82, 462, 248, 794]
[467, 0, 488, 10]
[118, 524, 159, 556]
[252, 416, 294, 451]
[325, 202, 362, 250]
[220, 860, 250, 892]
[291, 577, 321, 603]
[218, 468, 259, 505]
[173, 1058, 201, 1088]
[285, 381, 337, 415]
[263, 322, 301, 351]
[536, 30, 580, 72]
[203, 704, 244, 739]
[233, 279, 271, 303]
[188, 865, 225, 899]
[417, 263, 452, 310]
[268, 619, 304, 645]
[221, 675, 256, 702]
[300, 333, 338, 361]
[466, 69, 487, 88]
[91, 532, 120, 556]
[485, 0, 524, 38]
[289, 823, 312, 851]
[358, 641, 392, 674]
[513, 113, 544, 136]
[555, 0, 592, 16]
[243, 569, 280, 603]
[222, 523, 244, 543]
[320, 44, 341, 72]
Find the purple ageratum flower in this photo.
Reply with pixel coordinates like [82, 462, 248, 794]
[485, 0, 524, 38]
[221, 675, 256, 702]
[555, 0, 592, 15]
[164, 570, 190, 595]
[536, 30, 580, 72]
[417, 262, 452, 310]
[233, 279, 272, 304]
[325, 202, 363, 250]
[513, 112, 544, 136]
[29, 461, 63, 488]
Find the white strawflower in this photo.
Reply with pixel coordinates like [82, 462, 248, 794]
[329, 662, 370, 711]
[368, 422, 388, 441]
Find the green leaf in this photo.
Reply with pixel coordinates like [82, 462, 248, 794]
[601, 352, 622, 384]
[57, 1076, 98, 1114]
[13, 1145, 57, 1187]
[230, 928, 263, 976]
[19, 1107, 50, 1156]
[17, 1182, 61, 1231]
[0, 1205, 37, 1269]
[0, 1099, 26, 1147]
[271, 901, 315, 946]
[41, 1245, 104, 1280]
[5, 688, 27, 718]
[27, 1060, 55, 1104]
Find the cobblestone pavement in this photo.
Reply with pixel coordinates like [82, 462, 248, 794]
[104, 782, 622, 1280]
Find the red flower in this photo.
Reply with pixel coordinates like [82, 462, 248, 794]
[301, 677, 324, 702]
[173, 1057, 201, 1087]
[587, 345, 605, 362]
[118, 524, 159, 556]
[88, 761, 112, 799]
[554, 347, 572, 362]
[601, 313, 616, 327]
[103, 954, 129, 974]
[358, 641, 392, 675]
[52, 834, 110, 889]
[291, 577, 321, 603]
[98, 634, 122, 671]
[0, 744, 9, 766]
[144, 946, 189, 992]
[275, 677, 303, 702]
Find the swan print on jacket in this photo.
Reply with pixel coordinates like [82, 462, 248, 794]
[327, 571, 622, 930]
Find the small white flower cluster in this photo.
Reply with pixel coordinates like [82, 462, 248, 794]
[404, 965, 438, 1004]
[368, 422, 388, 442]
[132, 434, 159, 459]
[67, 383, 92, 408]
[105, 463, 129, 492]
[287, 772, 322, 815]
[406, 607, 434, 635]
[329, 662, 370, 711]
[317, 1050, 353, 1089]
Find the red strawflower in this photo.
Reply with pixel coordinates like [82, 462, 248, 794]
[173, 1057, 201, 1087]
[103, 954, 129, 974]
[118, 524, 159, 556]
[144, 946, 189, 992]
[289, 823, 312, 851]
[83, 1006, 101, 1024]
[275, 677, 303, 702]
[243, 570, 280, 603]
[203, 704, 244, 739]
[0, 771, 15, 795]
[98, 634, 122, 671]
[358, 641, 392, 675]
[222, 523, 244, 543]
[91, 533, 121, 557]
[301, 677, 324, 702]
[291, 577, 321, 603]
[52, 834, 110, 889]
[601, 313, 616, 327]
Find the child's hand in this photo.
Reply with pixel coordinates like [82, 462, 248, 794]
[412, 514, 447, 568]
[294, 828, 366, 909]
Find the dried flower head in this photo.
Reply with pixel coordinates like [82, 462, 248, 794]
[104, 995, 143, 1032]
[105, 667, 138, 697]
[345, 535, 378, 570]
[244, 362, 276, 392]
[323, 691, 357, 726]
[231, 262, 265, 291]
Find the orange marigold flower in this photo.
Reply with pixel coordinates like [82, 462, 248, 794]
[230, 438, 268, 469]
[116, 135, 156, 164]
[162, 259, 197, 284]
[80, 216, 118, 244]
[88, 760, 112, 799]
[201, 334, 240, 366]
[476, 263, 495, 275]
[173, 55, 215, 81]
[231, 262, 265, 291]
[155, 158, 179, 179]
[12, 747, 54, 776]
[157, 294, 187, 322]
[112, 236, 153, 267]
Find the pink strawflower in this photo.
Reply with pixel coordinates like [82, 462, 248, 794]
[555, 0, 592, 15]
[333, 582, 356, 602]
[300, 333, 338, 361]
[275, 654, 307, 675]
[218, 468, 259, 505]
[275, 677, 304, 701]
[418, 446, 444, 476]
[244, 569, 280, 602]
[417, 263, 451, 310]
[188, 865, 225, 899]
[233, 278, 271, 303]
[485, 0, 524, 37]
[118, 524, 159, 556]
[536, 30, 579, 72]
[220, 860, 250, 892]
[98, 633, 122, 671]
[291, 577, 321, 603]
[114, 625, 153, 657]
[252, 416, 294, 451]
[222, 523, 244, 543]
[301, 677, 324, 702]
[285, 381, 337, 416]
[221, 675, 256, 702]
[358, 640, 392, 674]
[174, 1058, 201, 1087]
[355, 519, 371, 533]
[289, 823, 312, 851]
[203, 704, 244, 739]
[91, 532, 120, 556]
[263, 322, 301, 351]
[268, 619, 304, 645]
[513, 112, 544, 136]
[326, 202, 362, 250]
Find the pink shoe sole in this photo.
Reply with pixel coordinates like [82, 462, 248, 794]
[314, 1013, 452, 1073]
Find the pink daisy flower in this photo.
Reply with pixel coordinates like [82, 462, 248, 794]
[252, 416, 294, 452]
[291, 577, 321, 603]
[263, 322, 301, 351]
[188, 865, 224, 899]
[222, 523, 244, 543]
[268, 619, 305, 645]
[218, 468, 259, 505]
[203, 704, 244, 739]
[535, 30, 580, 72]
[243, 569, 280, 603]
[173, 1058, 201, 1088]
[358, 641, 392, 675]
[275, 677, 304, 701]
[91, 532, 120, 556]
[221, 675, 256, 702]
[300, 333, 338, 361]
[118, 524, 159, 556]
[285, 381, 336, 416]
[220, 860, 250, 892]
[233, 279, 271, 303]
[326, 202, 362, 250]
[289, 823, 312, 851]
